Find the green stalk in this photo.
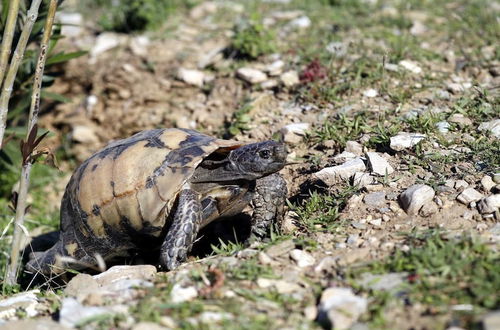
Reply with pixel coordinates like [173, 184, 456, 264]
[0, 0, 21, 87]
[0, 0, 42, 150]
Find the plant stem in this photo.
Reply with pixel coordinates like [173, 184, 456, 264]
[4, 0, 51, 287]
[0, 0, 42, 150]
[0, 0, 21, 87]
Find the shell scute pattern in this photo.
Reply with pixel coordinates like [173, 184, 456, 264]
[69, 128, 242, 239]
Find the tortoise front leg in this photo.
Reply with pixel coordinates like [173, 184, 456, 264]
[250, 173, 287, 238]
[160, 188, 203, 271]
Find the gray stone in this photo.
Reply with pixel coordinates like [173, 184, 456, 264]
[280, 123, 310, 144]
[280, 70, 300, 87]
[288, 16, 311, 29]
[493, 173, 500, 184]
[457, 188, 484, 204]
[170, 284, 198, 303]
[363, 192, 386, 207]
[314, 158, 366, 185]
[478, 195, 500, 214]
[353, 172, 375, 188]
[358, 272, 408, 291]
[481, 176, 496, 192]
[398, 60, 422, 74]
[345, 141, 363, 155]
[90, 33, 124, 58]
[317, 287, 368, 330]
[400, 184, 435, 215]
[333, 151, 356, 164]
[59, 297, 114, 328]
[419, 201, 439, 217]
[265, 239, 295, 258]
[64, 273, 99, 302]
[265, 60, 285, 76]
[447, 81, 472, 94]
[346, 234, 359, 247]
[257, 278, 301, 294]
[94, 265, 157, 286]
[390, 132, 426, 151]
[177, 68, 205, 87]
[290, 249, 315, 268]
[448, 113, 473, 126]
[57, 12, 83, 37]
[478, 119, 500, 138]
[72, 125, 99, 144]
[0, 290, 39, 319]
[236, 67, 268, 84]
[366, 152, 394, 176]
[436, 121, 450, 134]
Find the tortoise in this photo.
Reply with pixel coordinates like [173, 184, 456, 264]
[26, 128, 287, 275]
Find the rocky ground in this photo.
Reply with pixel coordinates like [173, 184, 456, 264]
[0, 0, 499, 329]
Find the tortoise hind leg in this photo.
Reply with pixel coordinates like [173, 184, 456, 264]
[250, 173, 287, 239]
[25, 240, 66, 275]
[159, 188, 203, 271]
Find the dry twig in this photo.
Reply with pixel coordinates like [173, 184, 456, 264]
[0, 0, 21, 86]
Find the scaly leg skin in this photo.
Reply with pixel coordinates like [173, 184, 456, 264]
[160, 189, 203, 271]
[250, 173, 287, 239]
[25, 240, 66, 275]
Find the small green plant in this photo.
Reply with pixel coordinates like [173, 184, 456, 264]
[231, 18, 276, 59]
[225, 101, 253, 137]
[309, 113, 368, 148]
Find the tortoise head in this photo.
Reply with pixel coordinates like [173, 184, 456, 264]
[227, 141, 287, 179]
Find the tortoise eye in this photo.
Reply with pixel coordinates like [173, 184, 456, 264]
[259, 149, 271, 159]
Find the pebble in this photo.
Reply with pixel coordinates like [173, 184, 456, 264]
[280, 70, 300, 87]
[197, 45, 225, 69]
[170, 284, 198, 303]
[345, 141, 363, 155]
[257, 278, 301, 294]
[481, 176, 495, 192]
[260, 79, 279, 89]
[454, 180, 469, 190]
[410, 20, 427, 35]
[398, 60, 422, 74]
[358, 272, 408, 291]
[448, 113, 473, 126]
[333, 151, 357, 164]
[457, 188, 484, 205]
[236, 67, 268, 84]
[265, 239, 295, 258]
[317, 287, 368, 330]
[399, 184, 435, 215]
[346, 234, 359, 247]
[94, 265, 157, 286]
[72, 125, 99, 144]
[419, 201, 439, 217]
[368, 218, 382, 226]
[265, 60, 285, 76]
[447, 82, 472, 94]
[64, 274, 99, 302]
[363, 89, 378, 98]
[325, 41, 347, 57]
[258, 251, 273, 265]
[363, 191, 386, 207]
[437, 89, 451, 100]
[353, 172, 375, 188]
[436, 121, 450, 134]
[314, 158, 366, 185]
[290, 249, 315, 267]
[59, 297, 114, 328]
[57, 12, 83, 37]
[288, 16, 311, 29]
[477, 195, 500, 214]
[384, 63, 399, 72]
[90, 33, 123, 58]
[389, 132, 426, 151]
[280, 123, 310, 144]
[494, 173, 500, 184]
[177, 68, 205, 87]
[1, 319, 67, 330]
[366, 152, 394, 176]
[129, 36, 150, 57]
[478, 119, 500, 138]
[0, 290, 39, 320]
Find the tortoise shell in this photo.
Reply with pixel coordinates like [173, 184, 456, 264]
[64, 128, 244, 241]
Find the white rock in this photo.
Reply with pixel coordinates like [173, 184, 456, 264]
[400, 184, 435, 215]
[91, 33, 122, 57]
[399, 60, 422, 74]
[94, 265, 157, 286]
[481, 176, 495, 192]
[345, 141, 363, 155]
[447, 82, 472, 94]
[353, 172, 375, 188]
[59, 297, 113, 328]
[478, 119, 500, 138]
[317, 287, 368, 330]
[314, 158, 366, 185]
[410, 20, 427, 35]
[280, 123, 310, 144]
[260, 79, 279, 89]
[457, 188, 484, 204]
[129, 35, 150, 57]
[197, 45, 225, 69]
[483, 311, 500, 330]
[72, 125, 99, 143]
[436, 121, 450, 134]
[170, 284, 198, 303]
[189, 1, 218, 19]
[477, 195, 500, 214]
[390, 132, 426, 151]
[288, 16, 311, 29]
[290, 249, 315, 268]
[236, 67, 268, 84]
[333, 151, 356, 164]
[384, 63, 399, 72]
[325, 41, 347, 57]
[368, 218, 382, 226]
[57, 12, 83, 37]
[256, 278, 301, 294]
[177, 68, 205, 87]
[265, 60, 285, 76]
[363, 89, 378, 98]
[366, 152, 394, 176]
[280, 70, 300, 87]
[0, 290, 39, 319]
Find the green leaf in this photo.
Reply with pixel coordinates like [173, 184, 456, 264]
[40, 90, 71, 103]
[46, 50, 87, 65]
